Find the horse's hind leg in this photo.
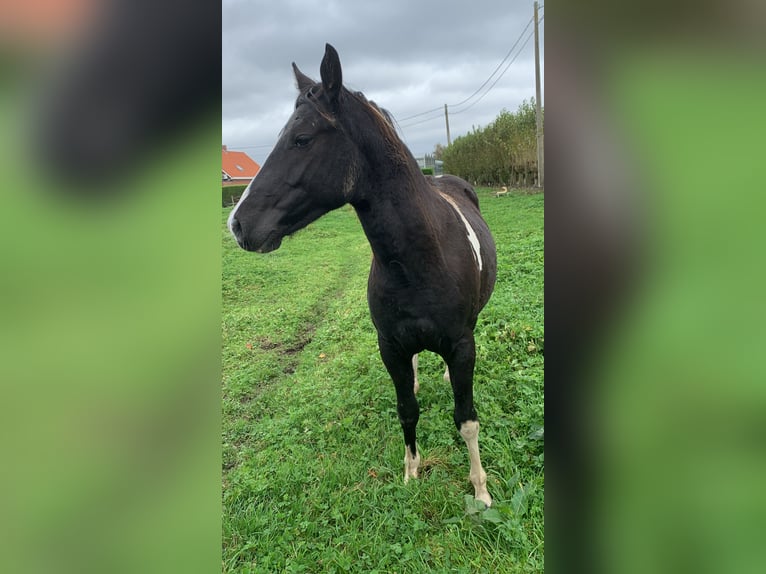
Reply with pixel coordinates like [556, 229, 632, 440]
[446, 333, 492, 506]
[380, 337, 420, 481]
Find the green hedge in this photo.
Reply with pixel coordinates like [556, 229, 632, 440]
[421, 168, 434, 176]
[222, 184, 248, 207]
[442, 99, 540, 186]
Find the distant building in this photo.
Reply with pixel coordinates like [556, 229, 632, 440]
[222, 145, 260, 185]
[414, 153, 443, 175]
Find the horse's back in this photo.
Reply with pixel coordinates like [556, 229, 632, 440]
[427, 175, 480, 209]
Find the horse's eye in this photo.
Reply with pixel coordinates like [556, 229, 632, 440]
[294, 135, 313, 148]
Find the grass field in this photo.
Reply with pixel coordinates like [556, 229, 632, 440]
[222, 188, 544, 573]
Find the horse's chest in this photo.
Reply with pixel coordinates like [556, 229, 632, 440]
[367, 280, 466, 346]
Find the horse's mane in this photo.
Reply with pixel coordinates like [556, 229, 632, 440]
[297, 82, 426, 197]
[346, 90, 412, 165]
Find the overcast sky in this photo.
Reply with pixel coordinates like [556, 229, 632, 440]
[222, 0, 544, 166]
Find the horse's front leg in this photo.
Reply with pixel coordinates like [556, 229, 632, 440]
[379, 336, 420, 482]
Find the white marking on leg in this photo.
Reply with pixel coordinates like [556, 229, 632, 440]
[412, 354, 420, 395]
[443, 365, 451, 383]
[438, 192, 483, 272]
[404, 445, 420, 483]
[459, 421, 492, 506]
[227, 175, 256, 236]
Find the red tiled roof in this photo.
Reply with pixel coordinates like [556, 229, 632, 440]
[2, 0, 96, 45]
[222, 147, 260, 180]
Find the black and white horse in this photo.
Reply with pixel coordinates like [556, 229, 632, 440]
[229, 44, 497, 506]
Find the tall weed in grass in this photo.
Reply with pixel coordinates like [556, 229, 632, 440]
[222, 189, 543, 572]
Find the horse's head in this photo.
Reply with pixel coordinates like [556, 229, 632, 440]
[228, 44, 360, 253]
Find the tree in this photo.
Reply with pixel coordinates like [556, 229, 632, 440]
[442, 99, 542, 186]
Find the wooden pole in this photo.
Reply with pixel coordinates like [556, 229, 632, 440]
[534, 1, 544, 188]
[444, 103, 452, 146]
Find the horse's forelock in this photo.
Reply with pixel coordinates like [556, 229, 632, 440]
[295, 88, 337, 125]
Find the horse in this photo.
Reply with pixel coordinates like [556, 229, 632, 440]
[228, 44, 497, 506]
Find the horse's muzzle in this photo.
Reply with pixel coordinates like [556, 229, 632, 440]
[228, 215, 254, 251]
[229, 215, 243, 243]
[229, 215, 281, 253]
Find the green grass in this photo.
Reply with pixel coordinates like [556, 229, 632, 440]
[222, 188, 544, 573]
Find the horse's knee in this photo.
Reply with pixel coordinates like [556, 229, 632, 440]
[398, 408, 419, 429]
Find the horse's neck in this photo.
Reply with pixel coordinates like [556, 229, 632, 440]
[352, 171, 441, 267]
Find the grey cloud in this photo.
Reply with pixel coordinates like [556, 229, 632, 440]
[223, 0, 543, 164]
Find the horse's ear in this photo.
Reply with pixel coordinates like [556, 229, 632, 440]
[292, 63, 315, 93]
[320, 43, 342, 105]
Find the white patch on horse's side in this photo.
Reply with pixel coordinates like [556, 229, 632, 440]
[459, 421, 492, 506]
[404, 445, 420, 483]
[227, 176, 256, 235]
[412, 354, 419, 394]
[438, 192, 483, 272]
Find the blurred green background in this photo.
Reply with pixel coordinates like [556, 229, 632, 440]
[544, 0, 766, 570]
[595, 53, 766, 574]
[0, 46, 221, 573]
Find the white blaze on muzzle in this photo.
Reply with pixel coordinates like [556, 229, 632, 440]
[227, 176, 255, 237]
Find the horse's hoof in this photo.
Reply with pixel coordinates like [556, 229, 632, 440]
[475, 491, 493, 507]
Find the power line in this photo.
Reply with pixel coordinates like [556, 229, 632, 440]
[397, 15, 537, 129]
[398, 111, 445, 129]
[448, 16, 533, 111]
[397, 105, 445, 123]
[398, 106, 446, 128]
[451, 28, 534, 116]
[399, 27, 536, 129]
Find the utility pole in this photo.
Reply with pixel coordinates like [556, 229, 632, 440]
[534, 1, 544, 188]
[444, 103, 452, 146]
